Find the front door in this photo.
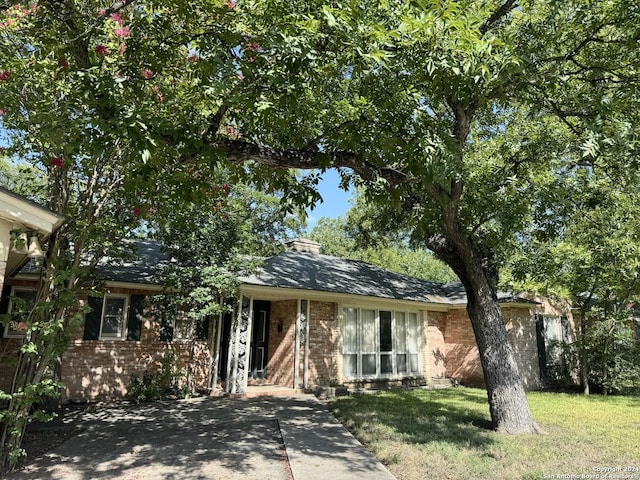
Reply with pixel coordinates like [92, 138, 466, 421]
[249, 301, 271, 379]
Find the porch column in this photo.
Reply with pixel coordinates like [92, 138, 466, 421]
[209, 298, 224, 390]
[303, 300, 310, 389]
[227, 295, 253, 394]
[294, 299, 310, 389]
[294, 300, 300, 389]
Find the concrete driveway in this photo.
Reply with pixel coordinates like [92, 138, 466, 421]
[9, 394, 395, 480]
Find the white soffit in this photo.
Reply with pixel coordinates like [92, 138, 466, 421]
[0, 188, 65, 234]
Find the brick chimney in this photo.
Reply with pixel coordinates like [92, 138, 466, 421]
[285, 238, 322, 254]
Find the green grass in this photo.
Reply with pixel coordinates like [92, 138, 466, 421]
[328, 388, 640, 480]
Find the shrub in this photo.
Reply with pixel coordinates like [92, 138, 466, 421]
[127, 351, 189, 403]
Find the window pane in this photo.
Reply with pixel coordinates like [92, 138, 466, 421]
[343, 308, 358, 352]
[397, 354, 407, 373]
[362, 354, 376, 375]
[381, 353, 393, 374]
[343, 354, 358, 377]
[361, 310, 376, 352]
[102, 316, 122, 336]
[407, 313, 419, 352]
[102, 298, 126, 337]
[396, 312, 406, 352]
[14, 290, 37, 305]
[409, 353, 419, 373]
[380, 311, 392, 352]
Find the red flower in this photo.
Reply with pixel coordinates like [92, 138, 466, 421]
[95, 44, 109, 55]
[0, 70, 11, 81]
[118, 43, 127, 55]
[114, 26, 130, 38]
[17, 322, 27, 333]
[59, 58, 69, 69]
[152, 85, 164, 102]
[224, 0, 236, 9]
[50, 157, 65, 168]
[110, 12, 125, 25]
[141, 69, 154, 79]
[98, 8, 107, 17]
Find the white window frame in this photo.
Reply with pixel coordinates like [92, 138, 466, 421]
[99, 294, 130, 340]
[342, 307, 421, 380]
[4, 287, 37, 338]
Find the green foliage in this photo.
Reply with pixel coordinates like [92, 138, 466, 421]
[127, 351, 188, 404]
[309, 192, 457, 282]
[310, 215, 457, 283]
[560, 312, 640, 396]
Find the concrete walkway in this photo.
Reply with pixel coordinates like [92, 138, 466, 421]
[9, 394, 396, 480]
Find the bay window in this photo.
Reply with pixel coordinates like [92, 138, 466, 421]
[342, 308, 420, 378]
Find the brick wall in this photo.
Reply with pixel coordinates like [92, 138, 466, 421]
[426, 311, 447, 379]
[264, 300, 339, 388]
[265, 300, 296, 387]
[442, 306, 545, 390]
[444, 308, 485, 386]
[306, 301, 339, 386]
[503, 307, 542, 389]
[63, 292, 212, 401]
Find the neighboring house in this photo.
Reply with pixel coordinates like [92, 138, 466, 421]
[0, 237, 575, 402]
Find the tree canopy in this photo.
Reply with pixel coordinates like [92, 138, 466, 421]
[2, 0, 640, 446]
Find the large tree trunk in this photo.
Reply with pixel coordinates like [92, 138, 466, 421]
[461, 269, 544, 433]
[430, 220, 544, 434]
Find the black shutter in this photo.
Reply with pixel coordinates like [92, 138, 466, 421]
[196, 316, 210, 341]
[127, 295, 145, 341]
[535, 314, 547, 380]
[0, 284, 12, 338]
[83, 296, 104, 340]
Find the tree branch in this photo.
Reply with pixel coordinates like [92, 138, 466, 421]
[220, 138, 409, 186]
[480, 0, 519, 35]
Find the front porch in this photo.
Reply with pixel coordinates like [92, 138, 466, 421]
[215, 295, 325, 396]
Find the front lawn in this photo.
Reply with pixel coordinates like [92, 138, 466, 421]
[329, 388, 640, 480]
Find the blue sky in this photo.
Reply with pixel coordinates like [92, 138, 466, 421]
[305, 169, 354, 231]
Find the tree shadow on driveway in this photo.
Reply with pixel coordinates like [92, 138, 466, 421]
[11, 397, 293, 480]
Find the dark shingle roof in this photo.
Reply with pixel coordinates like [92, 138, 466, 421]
[94, 240, 171, 284]
[17, 241, 535, 306]
[240, 251, 454, 304]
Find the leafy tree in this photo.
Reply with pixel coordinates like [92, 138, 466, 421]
[0, 0, 244, 470]
[2, 0, 638, 445]
[149, 179, 305, 392]
[508, 169, 640, 395]
[214, 0, 640, 433]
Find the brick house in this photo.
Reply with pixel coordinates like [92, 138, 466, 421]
[1, 236, 574, 402]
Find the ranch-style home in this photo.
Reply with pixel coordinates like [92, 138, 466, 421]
[1, 222, 575, 401]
